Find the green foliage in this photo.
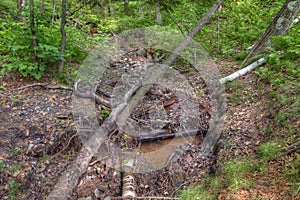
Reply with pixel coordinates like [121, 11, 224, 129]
[177, 185, 217, 200]
[224, 158, 255, 191]
[0, 2, 92, 79]
[0, 161, 4, 171]
[193, 0, 286, 57]
[258, 142, 282, 163]
[274, 109, 293, 126]
[284, 153, 300, 196]
[257, 26, 300, 86]
[101, 109, 110, 118]
[11, 148, 20, 157]
[8, 179, 21, 200]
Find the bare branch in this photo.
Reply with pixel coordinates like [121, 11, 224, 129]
[11, 83, 72, 92]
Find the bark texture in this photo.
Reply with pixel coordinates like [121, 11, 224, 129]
[47, 1, 224, 198]
[29, 0, 38, 63]
[59, 0, 67, 74]
[243, 0, 300, 65]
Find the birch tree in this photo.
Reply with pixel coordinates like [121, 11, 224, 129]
[47, 0, 225, 198]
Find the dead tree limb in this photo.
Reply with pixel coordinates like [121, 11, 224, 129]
[74, 81, 111, 108]
[47, 1, 224, 199]
[47, 84, 140, 199]
[138, 128, 206, 143]
[219, 58, 266, 84]
[273, 139, 300, 160]
[117, 0, 224, 132]
[11, 83, 73, 92]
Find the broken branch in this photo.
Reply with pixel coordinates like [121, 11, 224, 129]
[138, 128, 206, 143]
[11, 83, 72, 92]
[219, 58, 266, 84]
[47, 1, 224, 198]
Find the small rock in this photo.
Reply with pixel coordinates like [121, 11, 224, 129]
[28, 144, 34, 150]
[113, 171, 118, 176]
[96, 167, 101, 174]
[94, 188, 100, 198]
[137, 48, 147, 56]
[12, 171, 20, 177]
[91, 174, 96, 179]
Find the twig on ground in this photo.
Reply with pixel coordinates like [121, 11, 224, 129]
[74, 81, 111, 108]
[49, 133, 78, 160]
[47, 1, 224, 198]
[171, 181, 190, 196]
[11, 83, 73, 92]
[89, 155, 109, 166]
[274, 139, 300, 160]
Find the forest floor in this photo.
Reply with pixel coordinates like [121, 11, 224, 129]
[0, 56, 299, 199]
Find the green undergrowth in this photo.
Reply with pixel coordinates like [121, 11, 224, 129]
[0, 0, 287, 80]
[178, 147, 298, 199]
[177, 157, 259, 199]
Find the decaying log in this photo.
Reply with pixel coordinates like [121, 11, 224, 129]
[47, 84, 140, 199]
[138, 128, 207, 143]
[47, 1, 224, 198]
[117, 0, 225, 135]
[219, 58, 266, 84]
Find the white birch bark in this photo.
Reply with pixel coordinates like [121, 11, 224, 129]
[219, 58, 266, 84]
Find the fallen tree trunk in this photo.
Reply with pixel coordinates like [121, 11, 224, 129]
[117, 0, 225, 148]
[219, 58, 266, 84]
[47, 1, 224, 199]
[47, 85, 139, 199]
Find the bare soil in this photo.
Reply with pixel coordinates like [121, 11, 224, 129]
[0, 58, 298, 199]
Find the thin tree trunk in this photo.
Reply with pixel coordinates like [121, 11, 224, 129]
[59, 0, 67, 74]
[148, 3, 152, 19]
[68, 0, 72, 15]
[20, 0, 27, 22]
[40, 0, 45, 14]
[124, 0, 129, 13]
[105, 0, 111, 17]
[139, 0, 144, 18]
[47, 1, 224, 199]
[155, 0, 162, 25]
[242, 0, 300, 65]
[17, 0, 22, 14]
[52, 0, 57, 23]
[29, 0, 38, 63]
